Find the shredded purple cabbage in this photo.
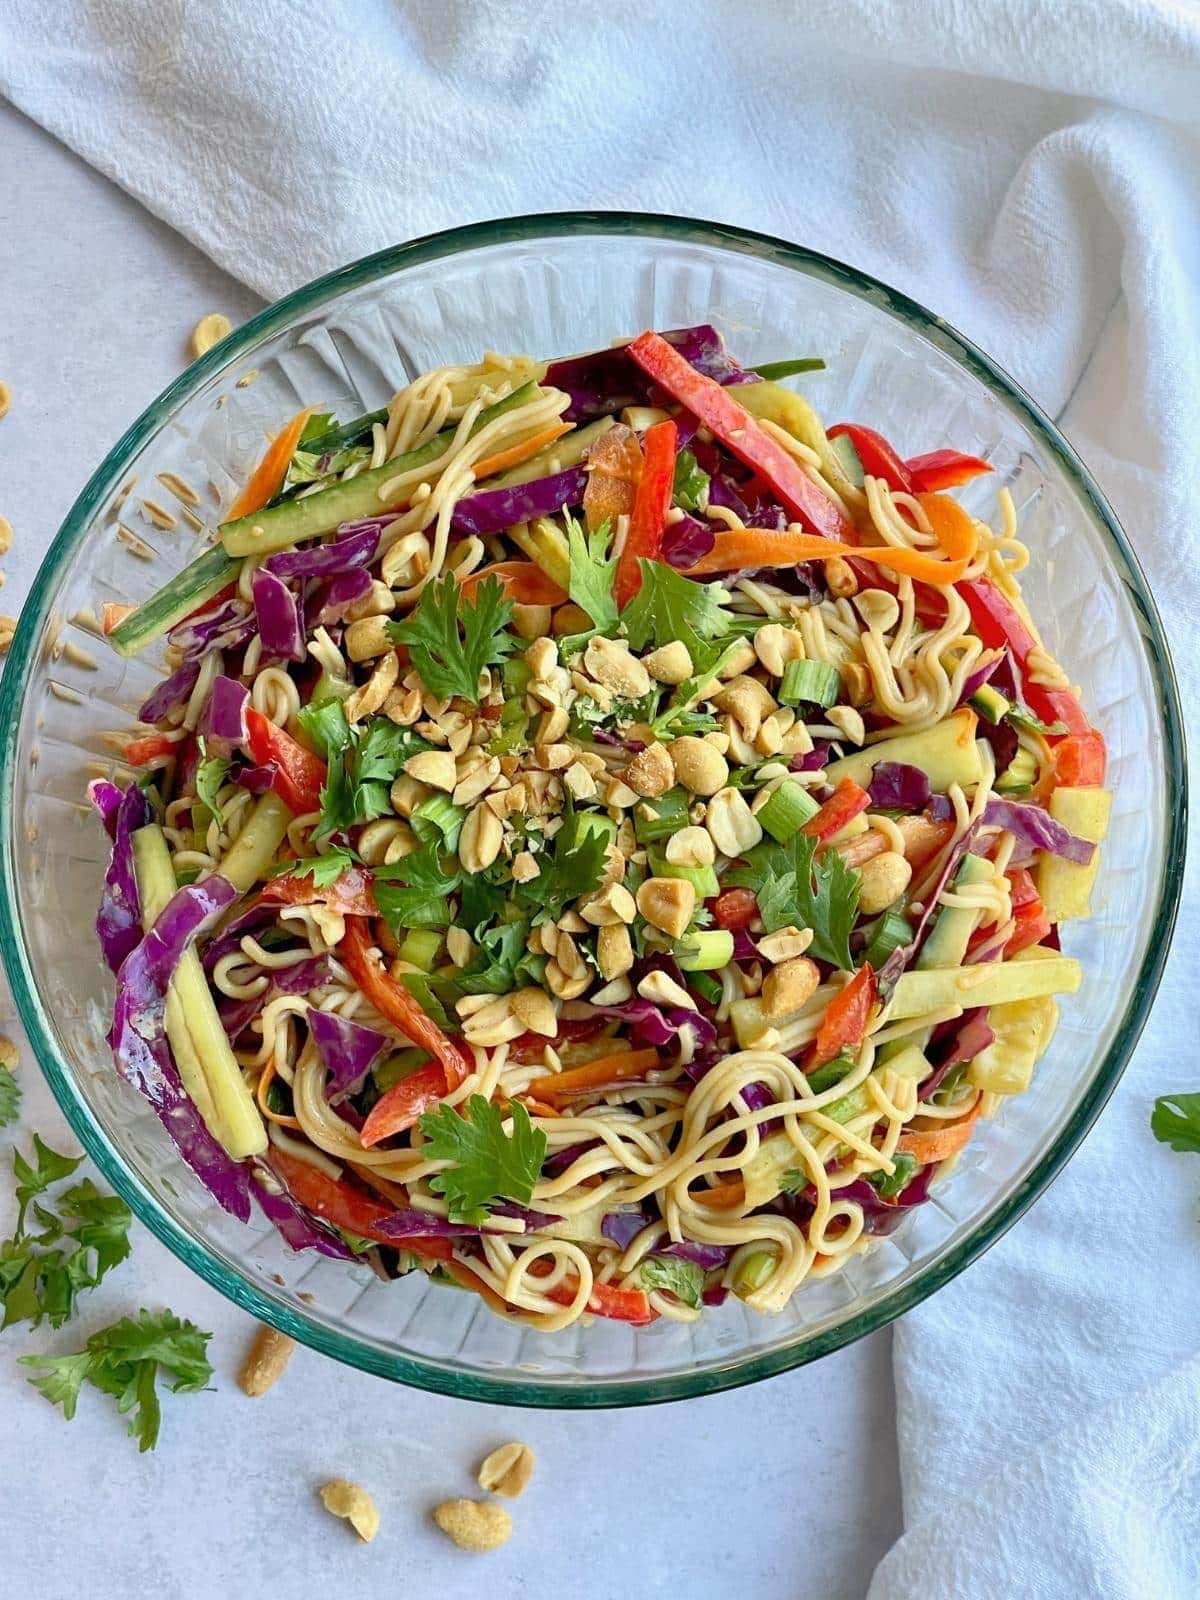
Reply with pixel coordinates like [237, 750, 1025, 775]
[264, 525, 379, 581]
[90, 780, 154, 973]
[868, 762, 932, 812]
[959, 650, 1004, 704]
[662, 513, 716, 569]
[310, 567, 373, 628]
[199, 675, 249, 758]
[542, 1140, 600, 1177]
[920, 1008, 995, 1100]
[451, 466, 587, 537]
[544, 324, 755, 421]
[238, 761, 280, 794]
[601, 1210, 652, 1251]
[137, 660, 201, 725]
[926, 796, 1094, 865]
[657, 1240, 732, 1269]
[309, 1008, 391, 1104]
[170, 596, 255, 661]
[252, 1160, 355, 1258]
[589, 996, 717, 1055]
[790, 742, 831, 773]
[252, 567, 305, 661]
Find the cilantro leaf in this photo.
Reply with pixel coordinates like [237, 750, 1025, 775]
[1151, 1093, 1200, 1155]
[13, 1136, 83, 1234]
[296, 697, 353, 761]
[312, 715, 427, 839]
[389, 575, 516, 705]
[373, 841, 460, 935]
[639, 1255, 704, 1309]
[672, 448, 710, 513]
[285, 845, 356, 890]
[728, 832, 860, 971]
[399, 970, 457, 1029]
[515, 807, 608, 923]
[565, 513, 619, 632]
[622, 561, 735, 663]
[0, 1068, 19, 1128]
[21, 1308, 213, 1452]
[419, 1095, 547, 1226]
[778, 1169, 809, 1196]
[194, 740, 230, 829]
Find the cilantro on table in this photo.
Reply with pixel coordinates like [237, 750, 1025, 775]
[1, 1137, 132, 1331]
[727, 831, 861, 971]
[622, 560, 735, 664]
[193, 740, 230, 829]
[388, 574, 516, 706]
[21, 1308, 212, 1452]
[639, 1255, 704, 1309]
[0, 1068, 19, 1128]
[565, 513, 618, 633]
[672, 448, 710, 513]
[1151, 1093, 1200, 1155]
[419, 1095, 546, 1226]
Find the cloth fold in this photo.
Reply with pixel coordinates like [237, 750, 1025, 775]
[2, 4, 1199, 1594]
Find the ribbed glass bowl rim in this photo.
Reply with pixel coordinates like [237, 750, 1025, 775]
[0, 212, 1185, 1407]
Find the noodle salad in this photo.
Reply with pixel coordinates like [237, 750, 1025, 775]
[92, 327, 1112, 1331]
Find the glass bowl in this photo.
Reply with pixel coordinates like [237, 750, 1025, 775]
[0, 213, 1184, 1407]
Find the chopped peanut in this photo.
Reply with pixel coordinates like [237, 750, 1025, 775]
[624, 741, 674, 798]
[238, 1324, 295, 1396]
[477, 1441, 535, 1499]
[320, 1480, 380, 1543]
[636, 876, 696, 939]
[433, 1498, 512, 1553]
[762, 956, 820, 1017]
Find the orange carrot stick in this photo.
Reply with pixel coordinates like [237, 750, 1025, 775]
[472, 420, 573, 480]
[227, 406, 315, 521]
[897, 1102, 981, 1162]
[457, 559, 567, 606]
[532, 1048, 661, 1106]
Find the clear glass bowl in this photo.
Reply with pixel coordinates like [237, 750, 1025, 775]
[0, 214, 1184, 1406]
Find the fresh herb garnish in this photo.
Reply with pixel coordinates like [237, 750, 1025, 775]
[313, 715, 428, 839]
[868, 1152, 919, 1199]
[193, 739, 230, 829]
[565, 513, 619, 633]
[515, 802, 608, 923]
[672, 449, 710, 513]
[1151, 1093, 1200, 1155]
[778, 1169, 809, 1196]
[418, 1095, 546, 1225]
[728, 832, 860, 970]
[21, 1308, 212, 1452]
[373, 841, 460, 933]
[622, 560, 735, 663]
[639, 1255, 704, 1309]
[389, 574, 516, 706]
[296, 697, 354, 761]
[1, 1138, 132, 1331]
[0, 1068, 19, 1128]
[282, 845, 357, 889]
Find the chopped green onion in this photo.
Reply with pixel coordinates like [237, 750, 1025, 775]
[674, 930, 735, 971]
[756, 779, 820, 842]
[688, 970, 723, 1006]
[863, 909, 913, 970]
[634, 787, 691, 845]
[561, 810, 618, 854]
[750, 358, 827, 380]
[734, 1249, 777, 1296]
[502, 656, 533, 698]
[397, 929, 442, 971]
[647, 849, 719, 900]
[779, 658, 841, 709]
[805, 1052, 855, 1095]
[868, 1152, 918, 1199]
[410, 793, 465, 851]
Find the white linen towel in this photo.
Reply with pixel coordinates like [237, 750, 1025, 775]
[2, 4, 1199, 1593]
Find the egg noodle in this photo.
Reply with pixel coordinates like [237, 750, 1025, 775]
[94, 326, 1108, 1331]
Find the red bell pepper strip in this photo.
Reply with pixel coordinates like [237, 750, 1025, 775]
[958, 579, 1093, 738]
[359, 1062, 449, 1147]
[810, 963, 877, 1068]
[1005, 867, 1040, 910]
[543, 1277, 658, 1325]
[245, 706, 328, 815]
[1050, 730, 1107, 787]
[124, 732, 183, 766]
[1006, 896, 1053, 956]
[906, 449, 993, 493]
[828, 423, 914, 494]
[712, 887, 760, 931]
[268, 1148, 453, 1258]
[507, 1015, 607, 1064]
[626, 332, 854, 541]
[339, 917, 470, 1090]
[262, 864, 379, 917]
[801, 777, 871, 844]
[615, 418, 677, 607]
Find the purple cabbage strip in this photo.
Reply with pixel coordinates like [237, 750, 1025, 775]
[877, 820, 981, 988]
[731, 928, 760, 963]
[791, 742, 831, 773]
[272, 954, 333, 995]
[541, 1140, 601, 1178]
[170, 596, 256, 661]
[250, 1160, 355, 1259]
[601, 1210, 652, 1251]
[451, 465, 587, 537]
[662, 513, 716, 569]
[252, 567, 306, 662]
[703, 1284, 729, 1307]
[218, 993, 264, 1039]
[264, 525, 379, 580]
[108, 873, 253, 1222]
[203, 898, 277, 971]
[920, 1008, 995, 1100]
[375, 1204, 560, 1242]
[832, 1167, 938, 1235]
[868, 762, 932, 812]
[959, 650, 1004, 705]
[238, 761, 279, 794]
[589, 996, 718, 1055]
[309, 1008, 391, 1105]
[199, 675, 249, 759]
[978, 716, 1020, 779]
[137, 659, 201, 725]
[926, 796, 1094, 866]
[310, 567, 373, 628]
[657, 1240, 732, 1269]
[90, 780, 154, 973]
[706, 473, 752, 522]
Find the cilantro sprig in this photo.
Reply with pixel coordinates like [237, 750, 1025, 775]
[622, 560, 735, 663]
[194, 740, 230, 829]
[514, 804, 609, 924]
[22, 1308, 212, 1452]
[1, 1137, 132, 1331]
[389, 574, 516, 705]
[1151, 1093, 1200, 1155]
[672, 448, 710, 514]
[418, 1095, 546, 1226]
[639, 1255, 704, 1309]
[727, 831, 861, 971]
[373, 841, 460, 933]
[0, 1067, 19, 1128]
[299, 705, 428, 839]
[566, 513, 619, 633]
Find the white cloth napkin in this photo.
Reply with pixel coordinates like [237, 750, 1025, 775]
[3, 4, 1199, 1593]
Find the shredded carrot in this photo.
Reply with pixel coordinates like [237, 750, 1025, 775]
[686, 489, 977, 587]
[444, 1259, 511, 1316]
[695, 1180, 745, 1210]
[897, 1102, 981, 1163]
[532, 1048, 661, 1106]
[255, 1058, 301, 1129]
[472, 420, 573, 481]
[457, 559, 567, 606]
[227, 406, 315, 521]
[517, 1096, 562, 1119]
[102, 602, 135, 635]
